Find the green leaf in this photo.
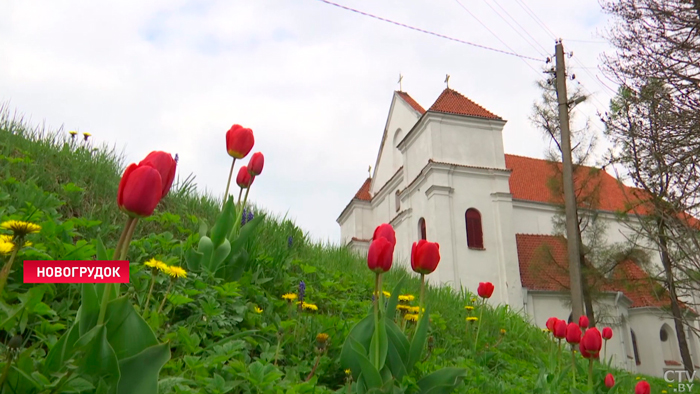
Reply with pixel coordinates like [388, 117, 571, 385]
[104, 297, 159, 360]
[79, 284, 99, 336]
[43, 320, 79, 374]
[407, 303, 430, 372]
[385, 275, 406, 318]
[223, 249, 249, 282]
[384, 318, 409, 379]
[349, 337, 383, 389]
[166, 294, 194, 306]
[210, 196, 235, 247]
[185, 248, 203, 271]
[228, 213, 263, 254]
[95, 237, 109, 260]
[197, 236, 214, 272]
[117, 342, 170, 394]
[340, 313, 374, 380]
[416, 367, 468, 394]
[369, 309, 388, 371]
[210, 239, 232, 273]
[73, 324, 120, 389]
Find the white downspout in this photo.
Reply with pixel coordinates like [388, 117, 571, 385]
[614, 291, 628, 370]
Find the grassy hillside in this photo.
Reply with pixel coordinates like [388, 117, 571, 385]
[0, 107, 673, 393]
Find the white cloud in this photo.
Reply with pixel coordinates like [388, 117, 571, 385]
[0, 0, 617, 243]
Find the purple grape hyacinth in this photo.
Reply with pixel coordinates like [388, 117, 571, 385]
[298, 280, 306, 304]
[241, 208, 254, 226]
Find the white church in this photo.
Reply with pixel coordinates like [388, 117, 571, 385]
[337, 85, 700, 378]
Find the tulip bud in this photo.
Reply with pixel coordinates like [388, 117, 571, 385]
[248, 152, 264, 176]
[565, 322, 581, 344]
[411, 240, 440, 275]
[477, 282, 494, 299]
[602, 327, 613, 340]
[604, 373, 615, 388]
[367, 237, 394, 273]
[236, 166, 254, 188]
[546, 317, 558, 332]
[578, 315, 589, 329]
[226, 124, 255, 159]
[553, 319, 567, 339]
[373, 223, 396, 247]
[138, 151, 177, 198]
[634, 381, 650, 394]
[580, 327, 602, 358]
[117, 163, 163, 217]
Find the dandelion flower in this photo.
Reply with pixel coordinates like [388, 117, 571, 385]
[636, 377, 640, 380]
[500, 329, 506, 334]
[464, 306, 474, 311]
[254, 306, 263, 314]
[316, 333, 329, 345]
[167, 266, 187, 278]
[408, 306, 423, 314]
[382, 291, 391, 298]
[404, 314, 418, 322]
[396, 304, 411, 312]
[471, 298, 477, 303]
[662, 390, 667, 393]
[345, 369, 351, 375]
[301, 302, 318, 311]
[398, 294, 415, 302]
[1, 220, 41, 237]
[0, 235, 31, 248]
[144, 258, 170, 273]
[466, 317, 478, 322]
[0, 242, 13, 255]
[282, 293, 298, 302]
[69, 130, 78, 136]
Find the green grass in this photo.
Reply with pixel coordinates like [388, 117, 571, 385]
[0, 106, 677, 393]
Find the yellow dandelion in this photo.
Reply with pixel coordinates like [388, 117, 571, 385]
[254, 306, 263, 314]
[0, 242, 13, 255]
[382, 291, 391, 297]
[408, 306, 423, 314]
[662, 390, 667, 394]
[69, 130, 78, 135]
[668, 384, 674, 387]
[282, 293, 298, 302]
[635, 377, 640, 380]
[345, 369, 351, 375]
[500, 329, 506, 334]
[396, 304, 411, 312]
[398, 294, 415, 302]
[83, 132, 91, 137]
[316, 333, 329, 344]
[167, 266, 187, 278]
[144, 258, 170, 273]
[404, 314, 419, 322]
[471, 298, 477, 302]
[466, 317, 478, 322]
[1, 220, 41, 237]
[542, 328, 550, 332]
[464, 305, 474, 311]
[301, 302, 318, 311]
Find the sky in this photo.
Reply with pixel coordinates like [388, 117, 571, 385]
[0, 0, 619, 244]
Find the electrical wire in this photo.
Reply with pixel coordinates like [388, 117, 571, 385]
[313, 0, 544, 62]
[488, 0, 551, 56]
[513, 0, 557, 40]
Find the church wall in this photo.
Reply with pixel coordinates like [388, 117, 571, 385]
[373, 96, 421, 195]
[401, 122, 433, 186]
[339, 209, 357, 246]
[628, 311, 685, 378]
[428, 115, 508, 170]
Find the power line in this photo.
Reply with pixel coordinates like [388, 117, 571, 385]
[489, 0, 551, 55]
[313, 0, 544, 62]
[452, 0, 544, 78]
[513, 0, 557, 40]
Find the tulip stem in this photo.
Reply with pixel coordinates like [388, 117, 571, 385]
[587, 358, 593, 391]
[474, 299, 484, 351]
[571, 348, 576, 390]
[603, 341, 607, 364]
[372, 272, 381, 369]
[97, 217, 136, 327]
[234, 182, 253, 235]
[419, 274, 425, 321]
[237, 187, 244, 207]
[223, 158, 237, 210]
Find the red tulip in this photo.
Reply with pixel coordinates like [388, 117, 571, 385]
[553, 319, 567, 339]
[604, 373, 615, 388]
[117, 163, 163, 217]
[634, 381, 650, 394]
[236, 166, 254, 188]
[477, 282, 494, 299]
[565, 322, 582, 344]
[367, 236, 393, 273]
[373, 223, 396, 247]
[248, 152, 264, 176]
[138, 151, 177, 198]
[579, 315, 589, 329]
[580, 327, 602, 358]
[226, 124, 254, 159]
[602, 327, 613, 340]
[546, 317, 558, 332]
[411, 240, 440, 275]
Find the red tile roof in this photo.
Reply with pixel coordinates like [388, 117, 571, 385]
[516, 233, 675, 309]
[428, 88, 501, 120]
[396, 91, 426, 114]
[505, 154, 647, 214]
[354, 178, 372, 201]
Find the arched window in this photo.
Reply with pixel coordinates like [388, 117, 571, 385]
[660, 324, 679, 363]
[631, 329, 641, 365]
[418, 218, 426, 240]
[465, 208, 483, 249]
[395, 190, 401, 212]
[393, 128, 404, 168]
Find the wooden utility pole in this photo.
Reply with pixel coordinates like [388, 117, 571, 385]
[554, 39, 585, 321]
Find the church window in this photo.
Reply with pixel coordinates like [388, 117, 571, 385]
[465, 208, 483, 249]
[631, 329, 641, 365]
[418, 217, 426, 240]
[660, 324, 679, 363]
[395, 190, 400, 212]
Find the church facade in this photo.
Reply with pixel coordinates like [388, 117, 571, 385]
[337, 87, 700, 378]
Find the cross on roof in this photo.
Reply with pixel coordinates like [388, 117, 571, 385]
[445, 74, 451, 89]
[397, 74, 403, 92]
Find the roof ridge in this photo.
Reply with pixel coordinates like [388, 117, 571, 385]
[427, 88, 501, 119]
[395, 91, 426, 114]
